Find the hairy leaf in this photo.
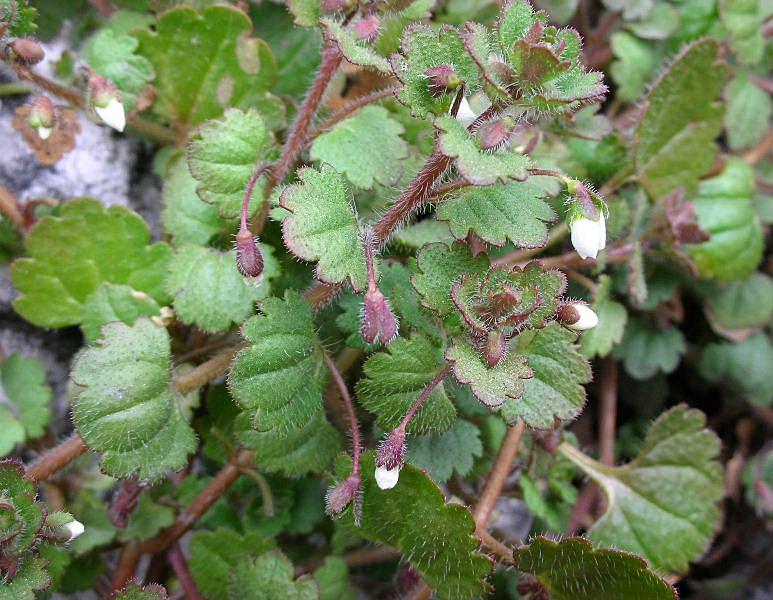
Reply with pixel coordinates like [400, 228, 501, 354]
[516, 537, 676, 600]
[81, 283, 161, 343]
[356, 335, 456, 434]
[310, 106, 408, 189]
[336, 452, 492, 599]
[561, 405, 723, 574]
[134, 5, 284, 129]
[609, 31, 659, 103]
[12, 199, 171, 329]
[114, 582, 169, 600]
[322, 17, 390, 73]
[0, 556, 50, 600]
[0, 354, 52, 456]
[499, 323, 591, 428]
[437, 180, 555, 247]
[279, 166, 367, 291]
[187, 108, 272, 219]
[725, 72, 772, 151]
[408, 419, 483, 482]
[229, 551, 318, 600]
[71, 319, 196, 480]
[634, 39, 727, 200]
[314, 556, 356, 600]
[613, 318, 686, 380]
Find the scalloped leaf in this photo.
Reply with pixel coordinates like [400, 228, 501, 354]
[228, 291, 327, 435]
[356, 335, 456, 434]
[279, 166, 367, 291]
[71, 319, 196, 480]
[561, 405, 723, 574]
[0, 556, 50, 600]
[335, 451, 492, 599]
[613, 318, 686, 380]
[82, 29, 154, 112]
[446, 337, 533, 408]
[134, 4, 284, 130]
[499, 322, 591, 428]
[187, 108, 273, 219]
[310, 106, 408, 189]
[0, 354, 52, 456]
[516, 537, 676, 600]
[408, 419, 483, 482]
[392, 24, 482, 119]
[634, 39, 728, 200]
[229, 551, 318, 600]
[11, 199, 171, 329]
[0, 461, 45, 558]
[412, 242, 490, 316]
[81, 283, 161, 343]
[437, 180, 555, 247]
[436, 116, 530, 186]
[166, 244, 277, 333]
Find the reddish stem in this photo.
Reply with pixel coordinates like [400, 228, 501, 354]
[598, 358, 618, 466]
[168, 544, 205, 600]
[25, 434, 88, 483]
[309, 86, 398, 141]
[323, 351, 362, 475]
[240, 162, 273, 232]
[400, 366, 451, 430]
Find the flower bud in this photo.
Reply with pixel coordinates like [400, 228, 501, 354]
[354, 15, 380, 42]
[375, 427, 406, 490]
[478, 116, 516, 150]
[424, 64, 462, 98]
[9, 38, 45, 64]
[45, 513, 85, 543]
[89, 75, 125, 132]
[484, 330, 509, 367]
[567, 181, 606, 260]
[63, 519, 85, 541]
[455, 95, 477, 127]
[235, 227, 264, 278]
[27, 96, 55, 140]
[320, 0, 353, 12]
[557, 302, 598, 330]
[325, 474, 361, 522]
[360, 287, 398, 345]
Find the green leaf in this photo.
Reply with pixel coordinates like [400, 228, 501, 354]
[116, 494, 174, 542]
[609, 31, 660, 103]
[228, 291, 326, 435]
[685, 158, 763, 280]
[287, 0, 319, 27]
[335, 451, 492, 599]
[725, 72, 772, 151]
[310, 106, 408, 189]
[229, 551, 318, 600]
[634, 39, 728, 200]
[0, 354, 52, 456]
[71, 319, 196, 480]
[436, 115, 530, 186]
[412, 242, 490, 316]
[82, 29, 154, 112]
[392, 220, 454, 249]
[701, 273, 773, 336]
[561, 405, 723, 574]
[81, 283, 161, 343]
[515, 537, 676, 600]
[0, 461, 45, 558]
[166, 244, 275, 333]
[613, 318, 686, 380]
[720, 0, 764, 65]
[356, 335, 456, 434]
[446, 337, 533, 408]
[581, 278, 628, 358]
[314, 556, 356, 600]
[408, 419, 483, 482]
[12, 199, 171, 329]
[0, 0, 37, 37]
[279, 166, 368, 291]
[187, 108, 272, 219]
[161, 156, 230, 245]
[114, 582, 169, 600]
[499, 323, 591, 428]
[189, 528, 275, 600]
[134, 4, 284, 130]
[437, 180, 555, 247]
[0, 556, 50, 600]
[322, 17, 391, 73]
[392, 24, 482, 119]
[700, 333, 773, 406]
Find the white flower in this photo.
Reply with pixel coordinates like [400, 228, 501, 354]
[455, 96, 477, 127]
[94, 97, 126, 132]
[36, 126, 52, 140]
[570, 214, 606, 260]
[374, 465, 400, 490]
[64, 519, 85, 541]
[566, 304, 599, 330]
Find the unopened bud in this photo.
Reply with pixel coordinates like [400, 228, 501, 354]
[360, 287, 398, 345]
[27, 96, 55, 140]
[9, 38, 44, 64]
[325, 474, 361, 523]
[89, 75, 125, 132]
[478, 116, 516, 150]
[235, 227, 264, 278]
[424, 65, 462, 98]
[557, 303, 598, 330]
[484, 330, 509, 367]
[375, 427, 406, 489]
[354, 15, 380, 42]
[45, 513, 85, 543]
[567, 181, 606, 260]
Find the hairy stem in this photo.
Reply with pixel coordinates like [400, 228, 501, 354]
[25, 434, 88, 483]
[172, 344, 245, 394]
[240, 162, 273, 231]
[400, 365, 452, 430]
[168, 544, 205, 600]
[323, 351, 362, 475]
[309, 86, 398, 141]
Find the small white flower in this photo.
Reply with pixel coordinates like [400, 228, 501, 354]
[95, 97, 126, 132]
[64, 519, 85, 541]
[455, 96, 477, 127]
[36, 126, 52, 140]
[566, 304, 599, 330]
[570, 214, 606, 260]
[374, 465, 400, 490]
